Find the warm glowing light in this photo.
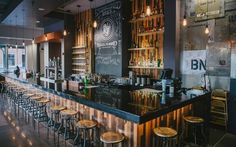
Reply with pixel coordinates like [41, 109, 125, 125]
[183, 15, 187, 26]
[27, 139, 33, 146]
[16, 126, 20, 131]
[63, 30, 67, 36]
[146, 6, 151, 16]
[12, 136, 15, 140]
[93, 20, 97, 28]
[32, 38, 35, 44]
[205, 25, 209, 34]
[45, 35, 48, 41]
[21, 132, 26, 138]
[3, 111, 7, 116]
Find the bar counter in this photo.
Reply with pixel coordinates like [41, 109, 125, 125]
[0, 72, 211, 147]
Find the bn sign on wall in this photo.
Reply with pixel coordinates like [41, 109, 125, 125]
[94, 1, 122, 76]
[181, 50, 206, 75]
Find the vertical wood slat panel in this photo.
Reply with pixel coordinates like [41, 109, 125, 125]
[73, 9, 93, 74]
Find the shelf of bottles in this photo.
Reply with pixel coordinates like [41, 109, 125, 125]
[72, 45, 87, 73]
[129, 0, 164, 79]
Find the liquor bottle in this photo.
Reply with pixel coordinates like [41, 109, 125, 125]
[132, 41, 136, 48]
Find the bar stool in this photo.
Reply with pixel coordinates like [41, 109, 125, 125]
[181, 116, 207, 146]
[35, 98, 50, 134]
[21, 92, 35, 122]
[28, 95, 43, 129]
[100, 131, 125, 147]
[58, 109, 77, 146]
[153, 127, 177, 147]
[74, 119, 97, 147]
[47, 105, 66, 143]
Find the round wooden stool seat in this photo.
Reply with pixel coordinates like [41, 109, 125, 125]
[184, 116, 204, 124]
[76, 119, 97, 129]
[37, 98, 50, 104]
[50, 105, 66, 111]
[153, 127, 177, 138]
[60, 109, 77, 116]
[100, 131, 125, 144]
[24, 93, 35, 97]
[30, 96, 43, 101]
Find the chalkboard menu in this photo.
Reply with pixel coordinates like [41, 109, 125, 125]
[94, 1, 122, 76]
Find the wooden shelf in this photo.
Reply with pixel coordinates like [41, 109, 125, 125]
[72, 46, 86, 49]
[137, 30, 164, 37]
[72, 51, 86, 54]
[72, 69, 86, 72]
[129, 14, 164, 23]
[128, 47, 155, 51]
[128, 66, 163, 69]
[72, 57, 86, 60]
[72, 63, 87, 66]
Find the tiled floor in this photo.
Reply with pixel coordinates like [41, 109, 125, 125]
[0, 93, 233, 147]
[0, 94, 71, 147]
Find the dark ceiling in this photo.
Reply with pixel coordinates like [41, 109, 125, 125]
[0, 0, 22, 22]
[0, 0, 114, 29]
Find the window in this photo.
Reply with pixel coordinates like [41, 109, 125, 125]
[22, 54, 25, 67]
[8, 54, 15, 66]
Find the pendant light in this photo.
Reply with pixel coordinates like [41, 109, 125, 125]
[90, 0, 97, 28]
[45, 34, 48, 41]
[63, 0, 67, 36]
[183, 15, 187, 26]
[15, 15, 18, 48]
[93, 20, 97, 28]
[146, 6, 151, 16]
[22, 8, 25, 46]
[182, 0, 187, 26]
[32, 0, 35, 44]
[205, 24, 209, 34]
[146, 0, 151, 16]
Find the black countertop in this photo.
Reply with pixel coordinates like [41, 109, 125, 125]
[0, 72, 210, 124]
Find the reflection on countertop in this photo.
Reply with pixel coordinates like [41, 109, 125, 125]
[0, 72, 210, 123]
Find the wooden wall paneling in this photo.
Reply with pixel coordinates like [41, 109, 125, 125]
[73, 9, 93, 74]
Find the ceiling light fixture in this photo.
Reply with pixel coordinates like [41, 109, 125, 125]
[146, 6, 151, 16]
[45, 34, 48, 41]
[63, 0, 67, 37]
[183, 0, 187, 26]
[22, 8, 25, 46]
[205, 24, 209, 34]
[183, 15, 187, 26]
[89, 0, 98, 28]
[32, 0, 35, 44]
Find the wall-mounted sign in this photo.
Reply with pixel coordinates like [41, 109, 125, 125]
[195, 0, 224, 21]
[94, 1, 122, 76]
[181, 50, 206, 75]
